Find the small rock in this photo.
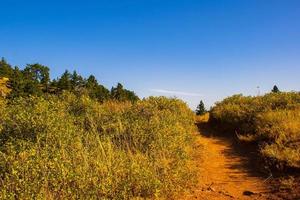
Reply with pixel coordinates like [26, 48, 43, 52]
[243, 190, 255, 196]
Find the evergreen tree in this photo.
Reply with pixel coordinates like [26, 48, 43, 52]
[111, 83, 125, 101]
[86, 75, 98, 89]
[0, 58, 14, 78]
[9, 67, 25, 97]
[94, 85, 110, 102]
[71, 71, 85, 90]
[124, 89, 139, 102]
[272, 85, 280, 93]
[24, 64, 50, 85]
[111, 83, 139, 102]
[0, 58, 140, 101]
[86, 75, 110, 102]
[23, 64, 50, 94]
[196, 100, 206, 115]
[57, 70, 72, 91]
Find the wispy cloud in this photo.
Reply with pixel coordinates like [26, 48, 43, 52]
[150, 89, 203, 97]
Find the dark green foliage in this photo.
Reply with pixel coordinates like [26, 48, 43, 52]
[0, 60, 51, 97]
[85, 75, 110, 102]
[272, 85, 280, 93]
[9, 67, 25, 97]
[0, 58, 138, 102]
[57, 70, 72, 91]
[111, 83, 139, 102]
[22, 63, 50, 95]
[71, 70, 85, 90]
[23, 64, 50, 85]
[0, 58, 14, 78]
[196, 100, 206, 115]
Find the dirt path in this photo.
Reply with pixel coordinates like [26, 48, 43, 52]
[186, 128, 271, 200]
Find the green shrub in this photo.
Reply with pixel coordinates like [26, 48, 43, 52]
[0, 94, 196, 199]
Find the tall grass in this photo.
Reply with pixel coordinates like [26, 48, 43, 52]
[210, 92, 300, 169]
[0, 93, 197, 199]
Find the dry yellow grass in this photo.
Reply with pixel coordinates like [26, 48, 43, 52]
[210, 92, 300, 169]
[194, 113, 209, 123]
[0, 77, 11, 98]
[0, 94, 197, 199]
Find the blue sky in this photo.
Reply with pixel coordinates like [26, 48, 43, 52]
[1, 0, 300, 109]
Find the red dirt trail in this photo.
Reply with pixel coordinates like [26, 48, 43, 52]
[185, 129, 273, 200]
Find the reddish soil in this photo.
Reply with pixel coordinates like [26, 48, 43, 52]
[184, 126, 300, 200]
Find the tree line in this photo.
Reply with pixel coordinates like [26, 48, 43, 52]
[0, 58, 139, 102]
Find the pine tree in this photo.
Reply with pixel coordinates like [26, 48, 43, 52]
[9, 67, 25, 97]
[86, 75, 110, 102]
[0, 58, 140, 101]
[57, 70, 72, 91]
[23, 64, 50, 94]
[0, 58, 14, 78]
[111, 83, 139, 102]
[71, 71, 85, 90]
[111, 83, 125, 101]
[272, 85, 280, 93]
[196, 100, 206, 115]
[86, 75, 98, 89]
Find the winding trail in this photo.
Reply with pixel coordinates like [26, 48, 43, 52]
[186, 127, 272, 200]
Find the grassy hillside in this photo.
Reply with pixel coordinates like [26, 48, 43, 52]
[209, 92, 300, 169]
[0, 93, 197, 199]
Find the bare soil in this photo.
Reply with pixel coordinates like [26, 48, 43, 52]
[183, 125, 300, 200]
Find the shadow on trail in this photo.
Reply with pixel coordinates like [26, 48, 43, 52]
[194, 122, 300, 199]
[196, 122, 270, 179]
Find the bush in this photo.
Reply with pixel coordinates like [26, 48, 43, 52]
[0, 94, 196, 199]
[209, 92, 300, 169]
[257, 109, 300, 168]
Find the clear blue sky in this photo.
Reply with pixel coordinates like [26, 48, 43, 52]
[1, 0, 300, 109]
